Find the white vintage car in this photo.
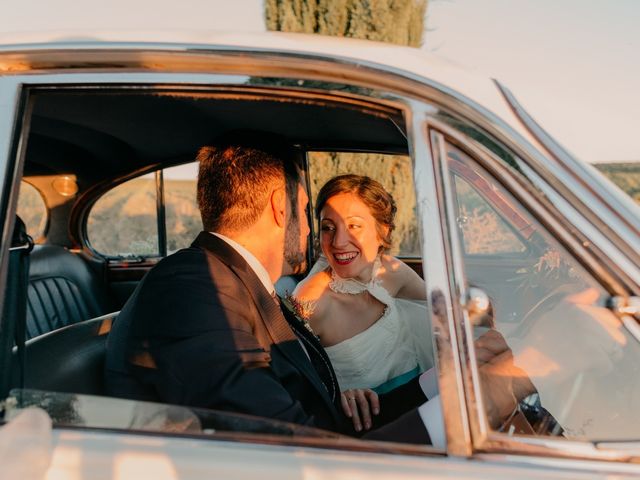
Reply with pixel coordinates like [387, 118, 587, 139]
[0, 29, 639, 479]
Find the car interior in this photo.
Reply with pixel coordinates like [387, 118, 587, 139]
[7, 85, 416, 404]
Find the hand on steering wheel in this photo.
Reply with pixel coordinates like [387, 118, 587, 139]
[476, 329, 563, 436]
[475, 330, 535, 428]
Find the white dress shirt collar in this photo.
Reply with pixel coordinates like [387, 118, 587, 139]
[210, 232, 276, 295]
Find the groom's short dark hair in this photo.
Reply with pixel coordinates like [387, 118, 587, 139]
[197, 131, 302, 232]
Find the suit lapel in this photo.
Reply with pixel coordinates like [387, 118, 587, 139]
[279, 299, 339, 403]
[192, 232, 338, 417]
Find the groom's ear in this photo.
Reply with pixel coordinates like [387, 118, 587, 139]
[270, 186, 287, 228]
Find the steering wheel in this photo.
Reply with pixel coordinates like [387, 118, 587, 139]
[497, 393, 564, 436]
[503, 283, 581, 344]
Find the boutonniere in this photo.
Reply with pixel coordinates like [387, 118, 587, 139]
[282, 295, 318, 337]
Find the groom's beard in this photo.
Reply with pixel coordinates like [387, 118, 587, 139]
[284, 213, 307, 275]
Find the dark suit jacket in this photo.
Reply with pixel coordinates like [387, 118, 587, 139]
[105, 232, 429, 441]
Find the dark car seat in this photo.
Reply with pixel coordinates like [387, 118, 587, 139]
[11, 313, 115, 395]
[26, 245, 114, 339]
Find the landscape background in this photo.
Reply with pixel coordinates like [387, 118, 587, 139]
[18, 160, 640, 258]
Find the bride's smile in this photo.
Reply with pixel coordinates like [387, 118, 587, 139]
[333, 251, 359, 265]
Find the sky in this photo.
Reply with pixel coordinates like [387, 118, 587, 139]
[424, 0, 640, 163]
[1, 0, 638, 164]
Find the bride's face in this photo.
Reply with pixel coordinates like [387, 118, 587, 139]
[320, 192, 383, 282]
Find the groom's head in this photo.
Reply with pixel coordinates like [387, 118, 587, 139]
[196, 131, 309, 273]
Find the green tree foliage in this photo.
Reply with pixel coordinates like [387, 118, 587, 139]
[265, 0, 427, 255]
[595, 162, 640, 204]
[265, 0, 427, 47]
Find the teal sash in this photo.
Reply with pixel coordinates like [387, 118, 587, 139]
[372, 365, 420, 394]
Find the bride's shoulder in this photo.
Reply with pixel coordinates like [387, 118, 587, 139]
[291, 269, 332, 307]
[294, 269, 331, 296]
[382, 253, 421, 272]
[378, 254, 425, 298]
[380, 254, 403, 270]
[290, 271, 335, 329]
[378, 254, 411, 280]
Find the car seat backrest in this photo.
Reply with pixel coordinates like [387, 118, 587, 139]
[12, 313, 115, 395]
[26, 245, 113, 339]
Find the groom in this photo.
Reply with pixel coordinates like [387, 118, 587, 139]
[105, 132, 517, 444]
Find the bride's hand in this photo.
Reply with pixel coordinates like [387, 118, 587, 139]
[340, 388, 379, 432]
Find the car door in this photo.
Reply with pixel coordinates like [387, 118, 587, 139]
[416, 104, 640, 470]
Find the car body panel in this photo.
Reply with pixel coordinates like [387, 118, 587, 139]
[0, 30, 537, 146]
[43, 428, 633, 480]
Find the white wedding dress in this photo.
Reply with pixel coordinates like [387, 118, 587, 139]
[296, 256, 434, 394]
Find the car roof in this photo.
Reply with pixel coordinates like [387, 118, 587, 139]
[4, 29, 568, 224]
[0, 30, 531, 141]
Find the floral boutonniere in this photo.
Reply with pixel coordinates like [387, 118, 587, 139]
[282, 294, 318, 337]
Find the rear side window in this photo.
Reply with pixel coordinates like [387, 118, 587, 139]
[87, 163, 201, 258]
[17, 181, 47, 241]
[164, 163, 200, 254]
[87, 173, 159, 257]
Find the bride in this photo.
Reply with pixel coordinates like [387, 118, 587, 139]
[291, 174, 434, 404]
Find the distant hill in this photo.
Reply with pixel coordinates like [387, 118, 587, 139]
[594, 162, 640, 203]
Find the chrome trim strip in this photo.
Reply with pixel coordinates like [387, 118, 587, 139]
[620, 314, 640, 344]
[429, 128, 489, 448]
[477, 452, 640, 474]
[480, 433, 640, 463]
[0, 79, 21, 257]
[496, 81, 640, 265]
[410, 101, 471, 456]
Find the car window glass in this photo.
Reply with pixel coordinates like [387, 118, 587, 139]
[8, 389, 338, 440]
[307, 152, 420, 257]
[87, 173, 159, 257]
[452, 174, 526, 255]
[447, 142, 640, 442]
[164, 162, 201, 254]
[16, 181, 47, 240]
